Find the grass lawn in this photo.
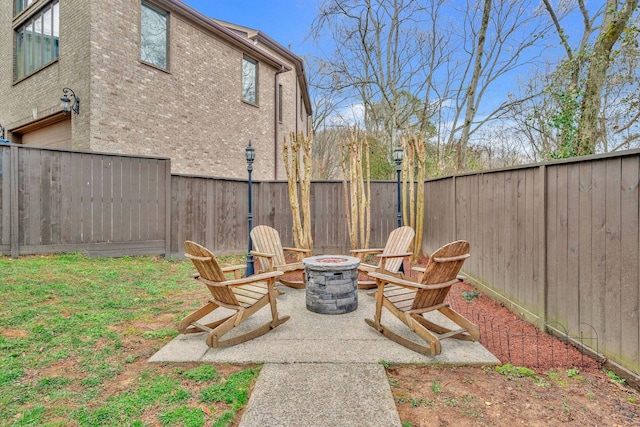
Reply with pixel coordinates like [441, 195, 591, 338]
[0, 253, 257, 427]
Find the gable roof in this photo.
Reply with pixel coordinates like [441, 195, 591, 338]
[154, 1, 311, 115]
[154, 0, 290, 72]
[213, 20, 312, 116]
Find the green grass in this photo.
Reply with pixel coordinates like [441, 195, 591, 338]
[0, 253, 255, 427]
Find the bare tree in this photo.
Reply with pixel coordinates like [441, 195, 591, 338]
[307, 56, 347, 179]
[540, 0, 639, 155]
[311, 0, 432, 154]
[440, 0, 548, 172]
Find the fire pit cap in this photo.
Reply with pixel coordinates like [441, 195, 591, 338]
[302, 255, 360, 271]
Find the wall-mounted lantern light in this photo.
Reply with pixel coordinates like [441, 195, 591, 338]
[60, 87, 80, 115]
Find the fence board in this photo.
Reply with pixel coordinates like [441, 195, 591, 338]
[578, 162, 594, 336]
[504, 171, 516, 300]
[605, 158, 622, 357]
[92, 155, 104, 242]
[620, 156, 640, 372]
[112, 157, 123, 243]
[0, 145, 9, 248]
[40, 151, 52, 245]
[566, 164, 581, 328]
[591, 160, 608, 341]
[521, 169, 534, 309]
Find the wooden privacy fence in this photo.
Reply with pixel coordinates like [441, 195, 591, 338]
[423, 149, 640, 377]
[2, 143, 639, 377]
[0, 144, 171, 257]
[0, 144, 399, 258]
[170, 176, 399, 255]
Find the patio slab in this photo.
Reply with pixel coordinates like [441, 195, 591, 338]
[149, 286, 499, 427]
[149, 286, 498, 364]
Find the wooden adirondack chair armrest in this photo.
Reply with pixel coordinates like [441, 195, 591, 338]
[250, 250, 276, 271]
[376, 252, 412, 271]
[197, 270, 284, 287]
[376, 252, 412, 259]
[282, 247, 311, 262]
[221, 264, 247, 279]
[283, 247, 311, 254]
[223, 270, 284, 287]
[251, 250, 276, 258]
[185, 253, 211, 262]
[368, 271, 461, 291]
[432, 253, 470, 263]
[350, 248, 383, 262]
[350, 248, 384, 255]
[277, 262, 304, 272]
[221, 264, 246, 273]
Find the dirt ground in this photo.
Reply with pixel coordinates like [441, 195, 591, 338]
[388, 364, 639, 426]
[385, 276, 640, 426]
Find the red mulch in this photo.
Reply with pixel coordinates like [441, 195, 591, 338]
[286, 253, 602, 372]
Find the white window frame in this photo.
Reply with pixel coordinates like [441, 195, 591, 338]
[140, 1, 169, 70]
[14, 0, 59, 81]
[242, 55, 258, 105]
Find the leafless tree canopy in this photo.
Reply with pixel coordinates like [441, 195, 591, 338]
[308, 0, 640, 176]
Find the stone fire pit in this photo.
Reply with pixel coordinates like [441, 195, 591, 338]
[302, 255, 360, 315]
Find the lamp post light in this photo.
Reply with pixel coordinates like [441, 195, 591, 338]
[393, 146, 404, 229]
[60, 87, 80, 115]
[245, 140, 256, 277]
[393, 146, 405, 273]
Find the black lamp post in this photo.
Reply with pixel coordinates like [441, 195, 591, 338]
[245, 140, 256, 277]
[393, 146, 405, 273]
[393, 146, 404, 229]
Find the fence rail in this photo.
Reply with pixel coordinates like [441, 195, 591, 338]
[1, 143, 639, 377]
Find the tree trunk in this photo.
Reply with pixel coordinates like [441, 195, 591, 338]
[577, 0, 639, 155]
[457, 0, 492, 171]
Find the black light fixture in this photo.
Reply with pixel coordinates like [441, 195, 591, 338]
[245, 140, 256, 276]
[60, 87, 80, 115]
[393, 146, 404, 229]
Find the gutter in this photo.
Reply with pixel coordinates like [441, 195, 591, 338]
[156, 0, 291, 72]
[274, 65, 287, 180]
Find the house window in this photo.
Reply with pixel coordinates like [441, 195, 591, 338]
[300, 96, 304, 119]
[278, 84, 283, 122]
[14, 0, 59, 81]
[242, 56, 258, 104]
[15, 0, 36, 15]
[140, 2, 168, 69]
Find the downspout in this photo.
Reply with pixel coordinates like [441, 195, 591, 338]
[295, 77, 299, 138]
[274, 65, 286, 180]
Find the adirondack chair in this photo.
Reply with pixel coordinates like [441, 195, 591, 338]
[365, 240, 479, 356]
[350, 226, 415, 289]
[250, 225, 311, 289]
[179, 241, 290, 348]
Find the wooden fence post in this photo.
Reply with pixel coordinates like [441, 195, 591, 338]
[538, 164, 548, 329]
[10, 144, 19, 258]
[164, 159, 172, 258]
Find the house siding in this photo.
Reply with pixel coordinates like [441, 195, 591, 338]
[0, 0, 310, 181]
[1, 0, 91, 148]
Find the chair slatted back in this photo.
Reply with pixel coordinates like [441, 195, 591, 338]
[184, 241, 238, 306]
[382, 226, 415, 273]
[251, 225, 287, 271]
[412, 240, 470, 310]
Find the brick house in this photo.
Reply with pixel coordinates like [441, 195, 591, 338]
[0, 0, 311, 180]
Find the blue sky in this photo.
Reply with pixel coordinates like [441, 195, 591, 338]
[182, 0, 318, 55]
